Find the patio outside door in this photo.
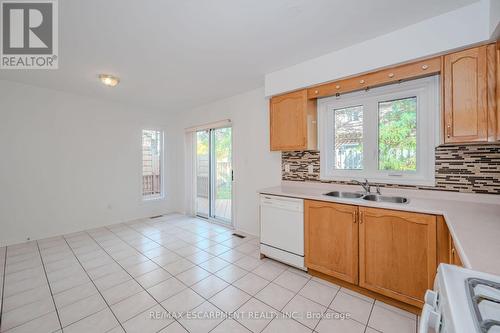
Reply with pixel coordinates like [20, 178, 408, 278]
[195, 127, 232, 225]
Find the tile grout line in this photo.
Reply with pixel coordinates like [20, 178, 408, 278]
[107, 223, 250, 298]
[200, 261, 277, 333]
[7, 216, 417, 333]
[0, 247, 7, 329]
[206, 266, 303, 333]
[255, 269, 314, 333]
[35, 241, 64, 331]
[131, 216, 252, 249]
[104, 224, 216, 289]
[16, 216, 417, 333]
[218, 264, 345, 332]
[61, 236, 127, 332]
[319, 286, 342, 332]
[328, 287, 378, 331]
[118, 220, 260, 285]
[148, 218, 318, 332]
[364, 298, 377, 333]
[104, 223, 252, 331]
[85, 229, 190, 333]
[206, 289, 270, 333]
[110, 222, 270, 333]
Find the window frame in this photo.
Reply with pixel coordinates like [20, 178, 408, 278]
[318, 76, 439, 186]
[141, 129, 165, 201]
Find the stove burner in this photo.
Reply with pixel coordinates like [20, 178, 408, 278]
[466, 278, 500, 332]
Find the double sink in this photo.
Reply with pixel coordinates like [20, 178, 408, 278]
[324, 191, 409, 204]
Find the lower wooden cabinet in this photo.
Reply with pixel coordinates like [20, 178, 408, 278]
[304, 201, 449, 308]
[437, 215, 463, 267]
[450, 238, 464, 267]
[304, 200, 358, 284]
[358, 207, 437, 307]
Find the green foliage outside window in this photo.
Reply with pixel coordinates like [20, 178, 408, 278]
[378, 97, 417, 171]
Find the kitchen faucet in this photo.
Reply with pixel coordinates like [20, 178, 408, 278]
[351, 179, 381, 195]
[352, 178, 371, 194]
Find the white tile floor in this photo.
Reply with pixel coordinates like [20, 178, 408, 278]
[0, 214, 419, 333]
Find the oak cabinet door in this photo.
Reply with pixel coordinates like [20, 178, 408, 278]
[444, 46, 488, 143]
[449, 237, 464, 267]
[437, 216, 451, 265]
[495, 41, 500, 141]
[270, 90, 316, 151]
[304, 200, 358, 284]
[358, 207, 437, 307]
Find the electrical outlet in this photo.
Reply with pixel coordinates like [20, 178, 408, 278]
[308, 164, 314, 174]
[284, 164, 290, 173]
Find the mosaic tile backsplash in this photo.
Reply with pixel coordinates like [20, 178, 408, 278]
[282, 145, 500, 194]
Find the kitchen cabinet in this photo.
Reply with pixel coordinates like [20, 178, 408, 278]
[307, 57, 441, 99]
[443, 45, 494, 143]
[450, 237, 464, 267]
[437, 216, 451, 265]
[302, 201, 464, 309]
[437, 215, 464, 267]
[496, 41, 500, 140]
[269, 89, 317, 151]
[358, 207, 437, 307]
[487, 43, 498, 141]
[304, 200, 358, 284]
[269, 43, 499, 148]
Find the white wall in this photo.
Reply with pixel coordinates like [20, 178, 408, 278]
[0, 80, 181, 246]
[265, 1, 492, 96]
[175, 87, 281, 236]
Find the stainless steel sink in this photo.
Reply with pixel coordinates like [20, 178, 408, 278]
[362, 194, 409, 204]
[324, 191, 364, 199]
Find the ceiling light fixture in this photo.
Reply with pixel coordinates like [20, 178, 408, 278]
[98, 74, 120, 87]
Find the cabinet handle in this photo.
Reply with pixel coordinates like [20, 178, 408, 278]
[359, 211, 364, 224]
[447, 124, 452, 138]
[353, 211, 357, 223]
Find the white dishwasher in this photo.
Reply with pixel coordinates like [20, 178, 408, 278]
[260, 194, 306, 270]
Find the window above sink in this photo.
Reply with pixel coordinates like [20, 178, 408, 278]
[318, 76, 439, 186]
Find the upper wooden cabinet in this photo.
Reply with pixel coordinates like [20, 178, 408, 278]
[358, 207, 437, 307]
[269, 43, 498, 148]
[269, 90, 317, 151]
[308, 57, 441, 99]
[304, 200, 358, 284]
[443, 45, 498, 143]
[496, 41, 500, 140]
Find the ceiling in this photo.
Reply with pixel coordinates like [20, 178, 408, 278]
[0, 0, 477, 112]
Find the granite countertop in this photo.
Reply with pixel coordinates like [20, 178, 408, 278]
[259, 182, 500, 276]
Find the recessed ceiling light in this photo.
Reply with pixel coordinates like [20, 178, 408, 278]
[98, 74, 120, 87]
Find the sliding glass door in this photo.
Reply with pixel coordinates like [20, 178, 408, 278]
[195, 126, 232, 225]
[195, 130, 210, 218]
[212, 127, 232, 222]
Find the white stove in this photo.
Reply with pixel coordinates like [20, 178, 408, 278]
[419, 264, 500, 333]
